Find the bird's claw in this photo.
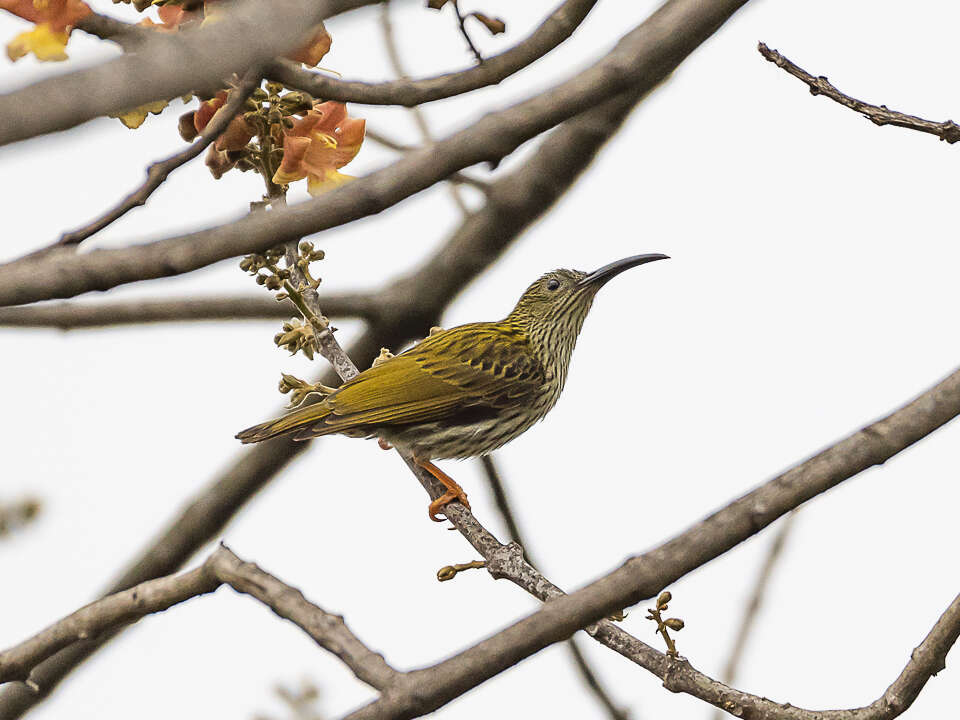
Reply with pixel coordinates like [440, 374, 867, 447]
[428, 489, 471, 522]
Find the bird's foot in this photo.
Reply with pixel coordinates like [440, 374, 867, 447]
[378, 438, 393, 451]
[428, 487, 471, 522]
[415, 457, 471, 522]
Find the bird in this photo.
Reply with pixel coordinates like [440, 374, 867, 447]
[237, 254, 668, 521]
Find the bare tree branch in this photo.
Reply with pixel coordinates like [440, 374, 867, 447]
[0, 0, 377, 148]
[267, 0, 598, 106]
[0, 545, 397, 691]
[448, 0, 484, 65]
[0, 0, 751, 306]
[758, 42, 960, 144]
[0, 564, 220, 686]
[53, 69, 264, 248]
[0, 293, 376, 330]
[212, 546, 399, 690]
[480, 456, 629, 720]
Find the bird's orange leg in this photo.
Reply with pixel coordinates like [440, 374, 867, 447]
[378, 438, 393, 451]
[415, 458, 471, 522]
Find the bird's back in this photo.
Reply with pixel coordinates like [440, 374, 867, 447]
[237, 320, 556, 456]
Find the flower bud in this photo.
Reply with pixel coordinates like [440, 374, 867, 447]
[178, 111, 199, 141]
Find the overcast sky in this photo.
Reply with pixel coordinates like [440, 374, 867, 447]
[2, 1, 960, 719]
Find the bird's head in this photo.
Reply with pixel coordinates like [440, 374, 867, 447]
[508, 254, 669, 333]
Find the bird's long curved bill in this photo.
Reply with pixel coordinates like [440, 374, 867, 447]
[578, 253, 669, 288]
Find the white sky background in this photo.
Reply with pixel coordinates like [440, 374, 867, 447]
[2, 0, 960, 718]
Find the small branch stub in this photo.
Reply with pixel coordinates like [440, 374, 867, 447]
[437, 559, 487, 582]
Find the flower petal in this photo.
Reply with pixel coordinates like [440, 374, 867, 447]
[6, 23, 68, 62]
[307, 169, 354, 196]
[273, 135, 311, 184]
[110, 99, 169, 129]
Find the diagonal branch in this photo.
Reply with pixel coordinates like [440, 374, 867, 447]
[758, 42, 960, 144]
[211, 546, 399, 690]
[0, 545, 398, 692]
[55, 68, 264, 248]
[267, 0, 597, 106]
[0, 293, 377, 330]
[0, 0, 751, 306]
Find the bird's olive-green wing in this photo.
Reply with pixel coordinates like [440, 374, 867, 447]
[317, 322, 545, 430]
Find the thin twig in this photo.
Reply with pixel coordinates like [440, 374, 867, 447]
[758, 42, 960, 144]
[0, 293, 376, 330]
[380, 1, 470, 216]
[450, 0, 484, 64]
[480, 456, 629, 720]
[56, 69, 264, 248]
[365, 128, 489, 192]
[715, 511, 796, 700]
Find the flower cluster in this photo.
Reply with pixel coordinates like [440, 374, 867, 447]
[2, 0, 365, 196]
[181, 80, 365, 197]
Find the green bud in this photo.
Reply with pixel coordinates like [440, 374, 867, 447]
[664, 618, 684, 631]
[657, 591, 672, 610]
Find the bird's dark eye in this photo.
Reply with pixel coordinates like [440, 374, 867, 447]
[546, 278, 560, 291]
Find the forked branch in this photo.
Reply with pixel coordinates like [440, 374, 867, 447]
[0, 545, 397, 691]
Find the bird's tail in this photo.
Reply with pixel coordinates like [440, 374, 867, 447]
[236, 403, 333, 444]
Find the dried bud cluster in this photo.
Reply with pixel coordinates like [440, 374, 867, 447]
[240, 242, 328, 360]
[278, 372, 336, 408]
[647, 590, 685, 657]
[275, 317, 318, 360]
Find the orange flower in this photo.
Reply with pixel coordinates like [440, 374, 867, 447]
[1, 0, 91, 61]
[192, 89, 255, 151]
[273, 101, 365, 196]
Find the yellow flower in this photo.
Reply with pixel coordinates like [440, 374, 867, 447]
[6, 22, 67, 61]
[1, 0, 91, 61]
